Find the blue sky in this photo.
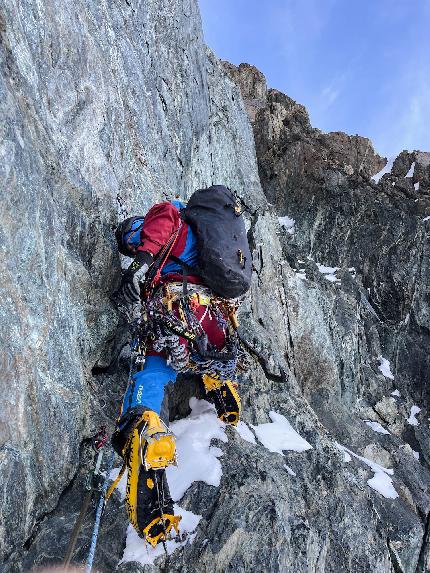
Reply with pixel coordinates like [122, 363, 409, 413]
[199, 0, 430, 159]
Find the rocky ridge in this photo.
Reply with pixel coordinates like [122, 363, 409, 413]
[0, 2, 429, 573]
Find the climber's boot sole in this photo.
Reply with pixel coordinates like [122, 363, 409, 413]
[137, 469, 181, 547]
[203, 375, 241, 426]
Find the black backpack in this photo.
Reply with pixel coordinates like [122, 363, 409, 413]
[183, 185, 252, 299]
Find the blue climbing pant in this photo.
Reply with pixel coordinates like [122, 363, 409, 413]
[121, 355, 177, 416]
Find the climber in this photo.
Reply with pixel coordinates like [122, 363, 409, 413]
[111, 186, 252, 547]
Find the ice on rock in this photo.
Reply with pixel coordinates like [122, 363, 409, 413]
[278, 216, 295, 234]
[372, 157, 394, 183]
[318, 264, 339, 274]
[317, 262, 340, 283]
[365, 421, 391, 435]
[335, 443, 398, 499]
[110, 400, 227, 506]
[252, 411, 312, 454]
[324, 274, 340, 283]
[407, 405, 421, 426]
[405, 162, 415, 177]
[284, 464, 297, 476]
[378, 356, 394, 379]
[120, 398, 225, 566]
[367, 472, 398, 499]
[296, 271, 307, 280]
[341, 450, 352, 462]
[117, 398, 227, 565]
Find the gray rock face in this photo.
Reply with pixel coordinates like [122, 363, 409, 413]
[221, 62, 267, 122]
[224, 62, 430, 572]
[0, 0, 259, 568]
[1, 2, 430, 573]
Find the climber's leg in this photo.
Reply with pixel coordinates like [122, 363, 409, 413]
[194, 304, 242, 426]
[111, 355, 181, 545]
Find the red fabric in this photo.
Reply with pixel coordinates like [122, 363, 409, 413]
[137, 202, 182, 256]
[147, 300, 227, 358]
[160, 273, 202, 285]
[137, 201, 203, 285]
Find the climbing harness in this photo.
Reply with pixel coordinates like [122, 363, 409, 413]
[142, 282, 244, 375]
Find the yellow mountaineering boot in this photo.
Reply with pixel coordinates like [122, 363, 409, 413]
[202, 374, 241, 426]
[122, 410, 181, 546]
[140, 410, 177, 470]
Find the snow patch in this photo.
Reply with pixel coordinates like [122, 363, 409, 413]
[405, 162, 415, 177]
[323, 273, 341, 283]
[407, 405, 421, 426]
[341, 450, 352, 462]
[378, 356, 394, 379]
[252, 411, 312, 454]
[391, 389, 401, 397]
[318, 264, 339, 274]
[372, 158, 394, 183]
[236, 421, 256, 444]
[284, 464, 296, 476]
[295, 270, 307, 280]
[278, 216, 295, 235]
[121, 505, 202, 565]
[423, 216, 430, 222]
[413, 450, 420, 461]
[414, 182, 420, 191]
[335, 443, 398, 499]
[166, 398, 227, 501]
[317, 263, 341, 283]
[110, 400, 227, 506]
[367, 472, 398, 499]
[365, 421, 390, 435]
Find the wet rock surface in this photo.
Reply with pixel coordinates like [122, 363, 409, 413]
[1, 2, 429, 573]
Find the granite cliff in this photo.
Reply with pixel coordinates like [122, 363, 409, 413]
[0, 2, 429, 572]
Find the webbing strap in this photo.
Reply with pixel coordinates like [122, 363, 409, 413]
[142, 225, 182, 300]
[104, 460, 127, 503]
[167, 255, 202, 298]
[152, 224, 183, 287]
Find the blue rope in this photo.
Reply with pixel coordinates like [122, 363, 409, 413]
[84, 449, 116, 573]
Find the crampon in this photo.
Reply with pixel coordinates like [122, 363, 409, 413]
[203, 374, 241, 426]
[122, 411, 181, 546]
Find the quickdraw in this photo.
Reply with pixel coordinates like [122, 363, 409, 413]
[62, 427, 109, 570]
